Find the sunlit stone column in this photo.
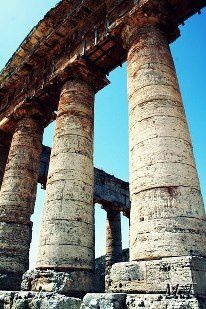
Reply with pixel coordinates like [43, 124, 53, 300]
[126, 24, 206, 261]
[105, 210, 123, 276]
[0, 107, 44, 290]
[108, 23, 206, 297]
[35, 79, 96, 295]
[0, 131, 11, 188]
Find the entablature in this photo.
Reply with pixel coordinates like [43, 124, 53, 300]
[0, 0, 205, 132]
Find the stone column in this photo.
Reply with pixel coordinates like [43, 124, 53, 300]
[0, 107, 44, 290]
[105, 210, 123, 276]
[0, 131, 11, 188]
[33, 79, 96, 295]
[108, 24, 206, 297]
[126, 25, 206, 261]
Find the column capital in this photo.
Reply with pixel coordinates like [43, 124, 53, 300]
[104, 207, 121, 215]
[120, 1, 180, 50]
[101, 204, 122, 213]
[11, 102, 54, 128]
[58, 58, 110, 93]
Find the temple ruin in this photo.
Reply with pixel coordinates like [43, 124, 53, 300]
[0, 0, 206, 308]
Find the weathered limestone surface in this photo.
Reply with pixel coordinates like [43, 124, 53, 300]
[94, 169, 130, 212]
[81, 293, 206, 309]
[36, 79, 95, 294]
[105, 211, 123, 276]
[0, 132, 10, 188]
[22, 269, 94, 296]
[38, 146, 130, 212]
[95, 249, 129, 293]
[0, 291, 82, 309]
[126, 24, 206, 261]
[81, 293, 126, 309]
[108, 256, 206, 296]
[22, 250, 128, 295]
[126, 294, 206, 309]
[0, 113, 44, 290]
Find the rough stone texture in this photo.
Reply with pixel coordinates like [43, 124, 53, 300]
[0, 116, 43, 290]
[94, 169, 130, 212]
[38, 146, 130, 213]
[126, 24, 206, 261]
[105, 211, 123, 276]
[36, 79, 95, 294]
[95, 249, 129, 293]
[0, 131, 10, 189]
[81, 293, 126, 309]
[126, 294, 206, 309]
[81, 293, 206, 309]
[22, 269, 94, 296]
[0, 291, 82, 309]
[22, 250, 129, 295]
[108, 256, 206, 297]
[0, 290, 205, 308]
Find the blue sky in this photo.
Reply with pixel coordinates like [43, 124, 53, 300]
[0, 2, 205, 268]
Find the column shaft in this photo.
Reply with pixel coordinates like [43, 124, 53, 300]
[106, 210, 123, 275]
[36, 79, 95, 293]
[0, 117, 43, 290]
[127, 25, 206, 261]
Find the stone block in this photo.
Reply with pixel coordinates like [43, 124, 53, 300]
[81, 293, 126, 309]
[22, 269, 94, 296]
[108, 256, 206, 297]
[0, 291, 82, 309]
[126, 294, 206, 309]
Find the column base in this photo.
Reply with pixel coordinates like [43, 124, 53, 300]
[0, 271, 22, 290]
[107, 256, 206, 297]
[21, 269, 94, 297]
[0, 291, 82, 308]
[82, 293, 206, 309]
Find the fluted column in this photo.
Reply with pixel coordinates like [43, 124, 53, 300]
[105, 210, 123, 276]
[126, 24, 206, 261]
[0, 107, 44, 290]
[0, 131, 11, 188]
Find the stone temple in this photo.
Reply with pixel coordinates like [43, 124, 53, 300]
[0, 0, 205, 308]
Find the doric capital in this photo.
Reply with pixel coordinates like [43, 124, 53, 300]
[12, 102, 54, 127]
[58, 58, 110, 93]
[121, 1, 180, 50]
